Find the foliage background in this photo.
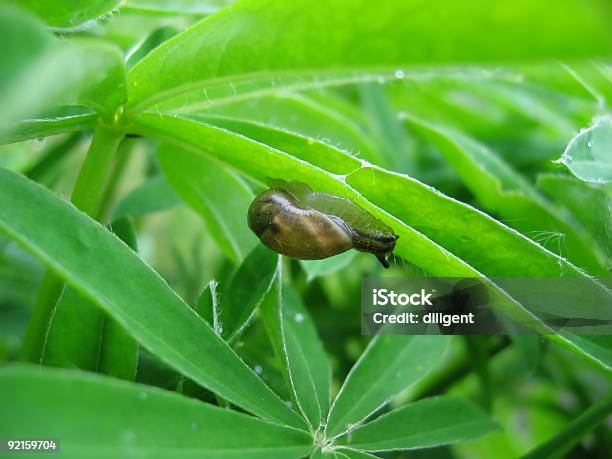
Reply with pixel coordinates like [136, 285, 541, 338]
[0, 0, 611, 458]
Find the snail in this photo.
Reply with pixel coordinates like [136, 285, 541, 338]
[247, 181, 399, 268]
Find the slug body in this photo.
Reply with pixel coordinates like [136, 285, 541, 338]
[248, 182, 399, 268]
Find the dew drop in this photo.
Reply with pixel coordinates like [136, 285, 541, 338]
[587, 141, 592, 148]
[191, 421, 198, 431]
[394, 69, 405, 79]
[294, 313, 304, 323]
[138, 392, 148, 400]
[254, 365, 263, 375]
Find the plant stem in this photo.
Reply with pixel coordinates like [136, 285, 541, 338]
[20, 126, 124, 363]
[520, 393, 612, 459]
[97, 138, 135, 221]
[71, 126, 124, 218]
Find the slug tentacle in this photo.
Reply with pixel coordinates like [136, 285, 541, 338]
[247, 181, 398, 268]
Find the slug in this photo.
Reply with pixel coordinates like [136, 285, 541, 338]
[247, 181, 399, 268]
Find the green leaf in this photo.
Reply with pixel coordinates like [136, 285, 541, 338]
[42, 286, 104, 371]
[157, 142, 256, 264]
[23, 134, 83, 185]
[112, 175, 182, 219]
[563, 61, 612, 109]
[43, 217, 138, 381]
[126, 0, 612, 113]
[99, 217, 139, 381]
[403, 114, 606, 274]
[126, 25, 179, 69]
[337, 396, 497, 451]
[0, 365, 313, 458]
[122, 0, 232, 15]
[557, 116, 612, 184]
[261, 275, 331, 431]
[0, 168, 306, 430]
[552, 334, 612, 371]
[194, 279, 221, 333]
[220, 245, 278, 340]
[0, 5, 53, 137]
[1, 107, 97, 145]
[538, 174, 611, 264]
[335, 449, 380, 459]
[0, 5, 127, 135]
[300, 251, 356, 281]
[198, 94, 380, 162]
[131, 114, 612, 363]
[137, 113, 603, 281]
[15, 0, 121, 29]
[283, 285, 331, 429]
[325, 336, 449, 438]
[359, 82, 414, 172]
[195, 115, 364, 175]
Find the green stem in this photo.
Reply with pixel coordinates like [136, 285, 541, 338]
[71, 127, 124, 217]
[20, 126, 124, 363]
[97, 138, 134, 222]
[521, 393, 612, 459]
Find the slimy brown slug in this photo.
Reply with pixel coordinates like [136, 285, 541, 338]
[247, 181, 399, 268]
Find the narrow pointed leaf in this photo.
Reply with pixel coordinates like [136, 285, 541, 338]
[198, 94, 379, 161]
[123, 0, 232, 16]
[0, 5, 126, 135]
[157, 142, 256, 264]
[15, 0, 121, 29]
[335, 449, 380, 459]
[538, 174, 611, 264]
[326, 336, 449, 437]
[403, 114, 606, 273]
[220, 245, 278, 339]
[337, 396, 497, 451]
[283, 286, 331, 423]
[261, 275, 331, 430]
[2, 108, 96, 145]
[131, 114, 612, 365]
[0, 169, 306, 430]
[43, 217, 138, 381]
[195, 280, 221, 333]
[98, 217, 139, 381]
[300, 251, 356, 281]
[127, 0, 612, 112]
[0, 365, 313, 458]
